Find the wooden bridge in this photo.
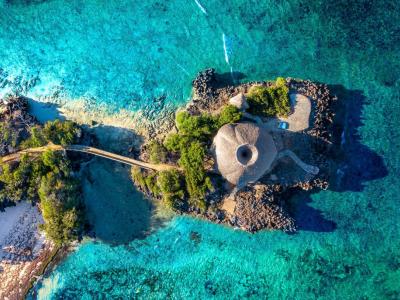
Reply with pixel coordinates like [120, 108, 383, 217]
[1, 144, 177, 172]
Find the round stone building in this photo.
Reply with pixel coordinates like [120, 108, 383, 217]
[213, 122, 277, 189]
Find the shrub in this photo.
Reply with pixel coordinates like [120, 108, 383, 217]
[0, 150, 84, 244]
[148, 141, 167, 164]
[42, 120, 80, 146]
[20, 126, 47, 148]
[175, 111, 216, 139]
[162, 106, 240, 210]
[159, 104, 242, 211]
[131, 166, 147, 190]
[0, 155, 31, 202]
[145, 172, 161, 195]
[131, 167, 160, 195]
[21, 120, 80, 148]
[0, 123, 18, 148]
[157, 170, 185, 210]
[217, 105, 242, 127]
[178, 141, 213, 206]
[247, 77, 290, 117]
[164, 133, 190, 153]
[39, 171, 83, 245]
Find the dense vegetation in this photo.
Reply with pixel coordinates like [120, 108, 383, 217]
[0, 119, 84, 245]
[21, 120, 81, 148]
[131, 167, 185, 210]
[247, 77, 290, 117]
[131, 167, 160, 196]
[0, 123, 19, 149]
[130, 105, 242, 211]
[148, 141, 167, 164]
[131, 105, 242, 211]
[157, 170, 185, 209]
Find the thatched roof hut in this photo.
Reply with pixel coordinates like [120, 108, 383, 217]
[213, 122, 277, 188]
[229, 93, 249, 111]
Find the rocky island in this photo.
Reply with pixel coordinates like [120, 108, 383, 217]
[131, 69, 337, 233]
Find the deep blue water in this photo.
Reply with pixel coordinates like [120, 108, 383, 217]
[0, 0, 399, 299]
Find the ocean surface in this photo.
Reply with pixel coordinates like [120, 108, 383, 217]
[0, 0, 399, 299]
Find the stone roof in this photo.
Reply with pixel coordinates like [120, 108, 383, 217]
[229, 93, 249, 111]
[213, 122, 277, 188]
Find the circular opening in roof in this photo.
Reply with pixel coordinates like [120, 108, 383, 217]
[236, 144, 258, 166]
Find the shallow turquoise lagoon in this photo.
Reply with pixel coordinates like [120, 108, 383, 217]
[1, 0, 399, 299]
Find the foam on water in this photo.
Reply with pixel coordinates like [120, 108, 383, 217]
[0, 0, 398, 298]
[222, 33, 230, 65]
[194, 0, 207, 15]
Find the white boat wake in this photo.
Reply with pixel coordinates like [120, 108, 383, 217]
[194, 0, 207, 15]
[222, 33, 230, 65]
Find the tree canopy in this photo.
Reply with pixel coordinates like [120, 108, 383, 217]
[247, 77, 290, 117]
[161, 105, 240, 210]
[0, 118, 85, 245]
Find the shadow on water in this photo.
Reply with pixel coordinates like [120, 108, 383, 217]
[81, 159, 155, 245]
[26, 98, 65, 124]
[285, 85, 387, 232]
[215, 71, 247, 87]
[328, 85, 388, 192]
[78, 123, 165, 245]
[288, 191, 337, 233]
[5, 0, 51, 5]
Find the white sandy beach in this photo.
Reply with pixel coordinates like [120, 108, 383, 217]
[0, 202, 54, 299]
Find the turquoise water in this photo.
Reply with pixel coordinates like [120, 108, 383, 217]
[1, 0, 399, 298]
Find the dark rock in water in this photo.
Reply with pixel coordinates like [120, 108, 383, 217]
[192, 68, 217, 101]
[189, 231, 202, 245]
[204, 280, 217, 295]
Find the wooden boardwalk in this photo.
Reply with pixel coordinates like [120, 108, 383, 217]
[1, 144, 177, 172]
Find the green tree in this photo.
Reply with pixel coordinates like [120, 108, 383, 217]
[0, 150, 84, 244]
[175, 111, 216, 139]
[38, 171, 83, 245]
[0, 123, 18, 148]
[131, 167, 160, 195]
[178, 141, 213, 206]
[43, 120, 80, 146]
[21, 126, 47, 148]
[247, 77, 290, 117]
[217, 105, 242, 127]
[148, 141, 167, 164]
[157, 170, 185, 210]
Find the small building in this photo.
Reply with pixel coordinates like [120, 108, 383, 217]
[229, 93, 249, 111]
[213, 122, 277, 189]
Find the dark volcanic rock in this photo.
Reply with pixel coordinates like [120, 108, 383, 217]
[232, 184, 296, 233]
[192, 68, 218, 101]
